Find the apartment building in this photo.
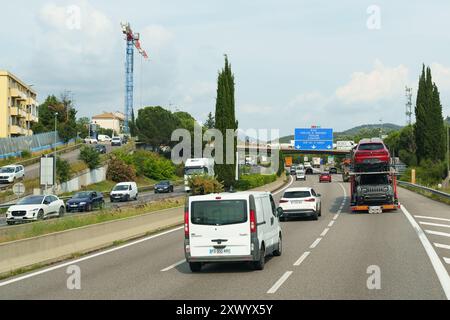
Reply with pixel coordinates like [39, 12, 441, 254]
[92, 111, 125, 135]
[0, 71, 38, 138]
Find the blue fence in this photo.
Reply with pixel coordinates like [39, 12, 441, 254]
[0, 131, 67, 159]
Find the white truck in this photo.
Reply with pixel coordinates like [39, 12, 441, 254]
[312, 157, 321, 168]
[184, 158, 215, 192]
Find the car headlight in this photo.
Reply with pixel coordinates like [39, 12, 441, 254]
[79, 202, 86, 206]
[362, 188, 368, 193]
[30, 208, 40, 212]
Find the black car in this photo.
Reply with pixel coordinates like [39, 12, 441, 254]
[154, 180, 174, 193]
[329, 167, 338, 174]
[93, 144, 107, 154]
[66, 191, 104, 212]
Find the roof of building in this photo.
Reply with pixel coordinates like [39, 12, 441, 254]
[92, 112, 125, 120]
[0, 70, 37, 94]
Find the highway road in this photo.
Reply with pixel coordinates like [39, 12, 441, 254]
[0, 185, 186, 228]
[0, 174, 449, 299]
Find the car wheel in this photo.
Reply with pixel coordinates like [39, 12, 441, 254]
[171, 187, 174, 193]
[7, 221, 15, 226]
[189, 262, 202, 272]
[59, 206, 65, 217]
[37, 209, 44, 220]
[312, 211, 319, 221]
[135, 194, 138, 201]
[318, 205, 322, 217]
[253, 246, 266, 270]
[273, 235, 282, 256]
[86, 203, 92, 212]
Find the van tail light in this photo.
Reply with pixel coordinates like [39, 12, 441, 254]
[184, 210, 189, 238]
[250, 209, 256, 233]
[279, 199, 288, 203]
[304, 198, 316, 202]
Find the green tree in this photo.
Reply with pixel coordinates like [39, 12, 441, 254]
[56, 158, 71, 183]
[76, 117, 90, 139]
[79, 146, 101, 170]
[135, 106, 181, 148]
[205, 112, 215, 129]
[415, 65, 446, 163]
[214, 55, 238, 189]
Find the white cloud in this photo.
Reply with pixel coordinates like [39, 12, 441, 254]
[141, 25, 174, 53]
[335, 60, 409, 104]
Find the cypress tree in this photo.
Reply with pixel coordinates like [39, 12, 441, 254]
[414, 65, 446, 163]
[214, 55, 238, 189]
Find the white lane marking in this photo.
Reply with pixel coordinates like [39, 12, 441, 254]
[294, 252, 310, 266]
[420, 221, 450, 229]
[161, 259, 185, 272]
[310, 238, 322, 249]
[328, 221, 335, 227]
[0, 226, 184, 288]
[267, 271, 293, 294]
[320, 228, 330, 237]
[444, 258, 450, 265]
[435, 243, 450, 250]
[333, 214, 340, 220]
[425, 230, 450, 238]
[415, 215, 450, 223]
[401, 205, 450, 300]
[273, 175, 294, 195]
[338, 183, 348, 198]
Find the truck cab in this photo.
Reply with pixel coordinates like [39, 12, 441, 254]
[184, 158, 215, 192]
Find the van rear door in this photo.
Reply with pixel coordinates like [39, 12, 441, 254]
[189, 198, 251, 257]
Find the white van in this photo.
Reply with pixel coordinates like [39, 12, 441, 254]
[184, 191, 282, 272]
[109, 182, 138, 202]
[0, 165, 25, 183]
[98, 135, 112, 142]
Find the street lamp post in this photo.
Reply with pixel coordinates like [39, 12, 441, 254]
[54, 112, 58, 192]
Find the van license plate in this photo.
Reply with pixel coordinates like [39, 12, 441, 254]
[209, 248, 231, 255]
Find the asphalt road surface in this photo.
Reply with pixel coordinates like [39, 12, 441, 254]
[1, 174, 449, 299]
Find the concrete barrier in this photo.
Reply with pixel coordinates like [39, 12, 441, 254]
[0, 174, 289, 276]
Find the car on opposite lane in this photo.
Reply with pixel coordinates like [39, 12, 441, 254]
[66, 191, 105, 212]
[6, 195, 65, 225]
[110, 182, 138, 202]
[0, 165, 25, 184]
[278, 187, 322, 221]
[154, 180, 174, 193]
[319, 173, 332, 183]
[93, 144, 107, 154]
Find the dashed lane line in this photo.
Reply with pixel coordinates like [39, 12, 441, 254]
[328, 221, 335, 227]
[267, 271, 293, 294]
[294, 252, 310, 266]
[435, 243, 450, 250]
[310, 238, 322, 249]
[320, 228, 330, 237]
[415, 215, 450, 223]
[420, 222, 450, 229]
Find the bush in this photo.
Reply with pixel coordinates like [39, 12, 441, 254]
[236, 174, 277, 190]
[107, 157, 137, 183]
[401, 160, 447, 186]
[128, 150, 175, 181]
[79, 146, 101, 170]
[188, 175, 224, 195]
[56, 158, 71, 183]
[20, 150, 31, 158]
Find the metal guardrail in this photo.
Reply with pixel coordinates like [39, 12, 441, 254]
[397, 181, 450, 199]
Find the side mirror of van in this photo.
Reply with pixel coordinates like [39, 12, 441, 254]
[276, 207, 283, 218]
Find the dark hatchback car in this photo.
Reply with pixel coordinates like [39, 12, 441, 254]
[93, 144, 107, 154]
[329, 167, 338, 174]
[66, 191, 104, 212]
[154, 180, 174, 193]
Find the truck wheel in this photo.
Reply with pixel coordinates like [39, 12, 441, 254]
[189, 262, 202, 272]
[273, 235, 282, 256]
[253, 247, 266, 270]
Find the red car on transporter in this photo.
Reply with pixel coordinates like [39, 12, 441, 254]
[352, 138, 390, 171]
[319, 173, 332, 183]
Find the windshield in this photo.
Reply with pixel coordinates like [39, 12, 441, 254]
[17, 196, 44, 205]
[191, 200, 247, 226]
[185, 167, 208, 175]
[360, 175, 389, 185]
[0, 167, 15, 173]
[158, 181, 169, 185]
[358, 143, 384, 151]
[283, 191, 311, 198]
[74, 192, 91, 199]
[113, 185, 129, 191]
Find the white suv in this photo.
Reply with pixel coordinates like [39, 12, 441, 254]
[6, 195, 65, 225]
[0, 165, 25, 183]
[278, 187, 322, 221]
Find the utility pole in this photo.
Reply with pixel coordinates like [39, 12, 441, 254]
[405, 86, 413, 126]
[54, 112, 58, 193]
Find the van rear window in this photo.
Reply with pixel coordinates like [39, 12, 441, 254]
[191, 200, 247, 226]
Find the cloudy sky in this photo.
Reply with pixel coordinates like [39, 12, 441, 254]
[1, 0, 450, 136]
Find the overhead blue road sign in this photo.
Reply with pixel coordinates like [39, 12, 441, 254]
[294, 140, 333, 151]
[295, 128, 333, 141]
